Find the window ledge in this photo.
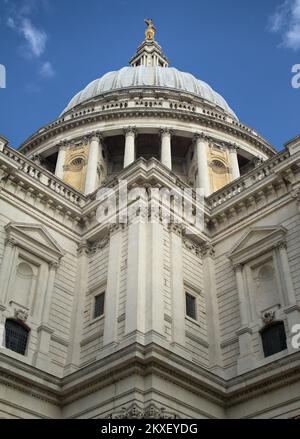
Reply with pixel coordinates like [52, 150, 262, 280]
[185, 315, 201, 328]
[88, 314, 105, 326]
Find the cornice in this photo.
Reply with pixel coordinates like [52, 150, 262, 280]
[19, 104, 275, 158]
[0, 343, 300, 411]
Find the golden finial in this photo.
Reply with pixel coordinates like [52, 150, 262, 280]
[144, 18, 156, 41]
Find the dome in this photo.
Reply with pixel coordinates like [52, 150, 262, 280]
[61, 66, 237, 118]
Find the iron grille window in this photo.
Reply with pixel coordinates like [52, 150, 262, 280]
[186, 293, 196, 320]
[5, 319, 29, 356]
[261, 321, 287, 358]
[94, 293, 105, 319]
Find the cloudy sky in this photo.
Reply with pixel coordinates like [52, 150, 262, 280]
[0, 0, 300, 149]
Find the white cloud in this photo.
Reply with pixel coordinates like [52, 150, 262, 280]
[39, 61, 55, 78]
[20, 17, 47, 58]
[7, 17, 16, 29]
[6, 1, 49, 58]
[269, 0, 300, 50]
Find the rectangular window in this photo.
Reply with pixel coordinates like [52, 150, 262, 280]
[94, 293, 105, 319]
[186, 293, 196, 320]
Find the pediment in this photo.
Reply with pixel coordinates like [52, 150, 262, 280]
[228, 226, 287, 264]
[5, 223, 65, 262]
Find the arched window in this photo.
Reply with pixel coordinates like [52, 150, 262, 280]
[211, 159, 228, 174]
[5, 319, 29, 356]
[261, 321, 287, 358]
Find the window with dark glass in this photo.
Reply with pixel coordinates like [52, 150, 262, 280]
[186, 293, 197, 320]
[94, 293, 105, 319]
[5, 319, 29, 356]
[261, 321, 287, 358]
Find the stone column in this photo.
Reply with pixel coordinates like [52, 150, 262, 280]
[34, 261, 58, 371]
[124, 127, 136, 168]
[0, 237, 17, 305]
[103, 226, 123, 346]
[276, 241, 300, 343]
[160, 128, 172, 170]
[169, 224, 185, 347]
[125, 215, 147, 337]
[277, 242, 297, 305]
[194, 134, 210, 197]
[144, 219, 165, 339]
[229, 145, 240, 181]
[85, 133, 102, 195]
[65, 242, 89, 374]
[233, 264, 256, 373]
[55, 144, 67, 180]
[201, 244, 222, 369]
[234, 264, 249, 326]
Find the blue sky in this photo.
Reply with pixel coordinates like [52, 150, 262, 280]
[0, 0, 300, 150]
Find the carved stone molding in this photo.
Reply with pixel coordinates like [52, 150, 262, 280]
[168, 223, 183, 237]
[89, 131, 103, 142]
[89, 236, 110, 255]
[227, 143, 239, 152]
[200, 242, 215, 258]
[56, 140, 70, 151]
[108, 403, 179, 419]
[5, 237, 16, 248]
[14, 308, 28, 323]
[49, 261, 60, 270]
[77, 240, 90, 256]
[273, 240, 287, 251]
[290, 187, 300, 204]
[109, 223, 125, 235]
[193, 132, 209, 143]
[262, 311, 276, 325]
[183, 237, 201, 257]
[124, 126, 137, 137]
[160, 128, 174, 136]
[233, 263, 243, 273]
[31, 154, 41, 165]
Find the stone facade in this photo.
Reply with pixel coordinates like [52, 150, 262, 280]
[0, 28, 300, 419]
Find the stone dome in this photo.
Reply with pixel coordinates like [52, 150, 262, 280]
[61, 66, 237, 118]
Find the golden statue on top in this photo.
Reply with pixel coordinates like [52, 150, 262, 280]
[144, 19, 156, 41]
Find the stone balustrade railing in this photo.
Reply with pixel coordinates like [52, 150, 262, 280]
[1, 145, 291, 213]
[1, 146, 86, 207]
[207, 150, 290, 209]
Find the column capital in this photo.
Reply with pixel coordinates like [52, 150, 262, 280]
[124, 127, 137, 137]
[109, 223, 125, 236]
[227, 143, 239, 152]
[200, 243, 215, 258]
[193, 132, 209, 143]
[233, 263, 243, 273]
[56, 141, 69, 151]
[290, 188, 300, 203]
[49, 261, 60, 270]
[160, 128, 174, 137]
[31, 154, 41, 165]
[77, 240, 90, 256]
[89, 131, 103, 142]
[5, 237, 16, 248]
[168, 223, 184, 237]
[274, 240, 287, 251]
